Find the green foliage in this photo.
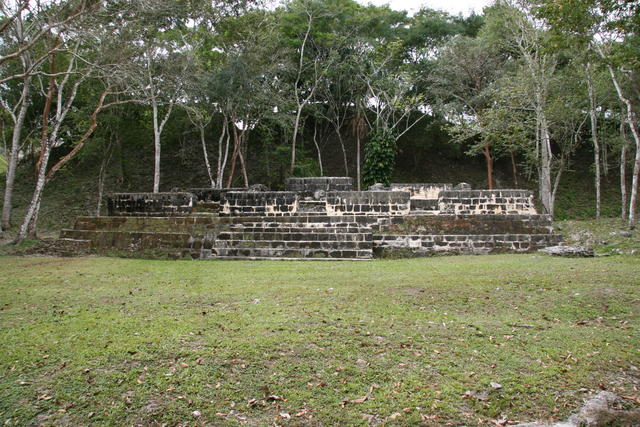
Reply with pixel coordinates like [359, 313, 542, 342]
[363, 129, 396, 187]
[0, 154, 6, 175]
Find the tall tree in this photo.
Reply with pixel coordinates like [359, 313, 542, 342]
[537, 0, 640, 226]
[0, 0, 95, 231]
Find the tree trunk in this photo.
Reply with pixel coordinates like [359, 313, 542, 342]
[1, 73, 31, 230]
[510, 152, 518, 187]
[96, 141, 114, 216]
[226, 143, 238, 188]
[539, 115, 553, 215]
[482, 142, 494, 190]
[629, 127, 640, 229]
[217, 118, 229, 189]
[356, 133, 361, 191]
[290, 107, 303, 174]
[152, 100, 161, 193]
[226, 119, 240, 188]
[199, 124, 215, 188]
[336, 131, 348, 176]
[586, 63, 601, 218]
[597, 49, 640, 228]
[621, 121, 628, 219]
[17, 140, 51, 241]
[312, 122, 323, 176]
[237, 128, 249, 188]
[17, 51, 57, 242]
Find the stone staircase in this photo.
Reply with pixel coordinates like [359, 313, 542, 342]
[373, 214, 563, 257]
[191, 220, 372, 260]
[59, 215, 374, 261]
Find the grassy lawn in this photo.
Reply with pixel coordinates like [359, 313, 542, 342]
[0, 255, 638, 425]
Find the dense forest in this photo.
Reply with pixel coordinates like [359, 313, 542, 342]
[0, 0, 639, 241]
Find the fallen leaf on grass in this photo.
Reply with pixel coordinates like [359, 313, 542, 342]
[294, 409, 311, 417]
[342, 384, 381, 406]
[388, 412, 402, 420]
[16, 381, 32, 385]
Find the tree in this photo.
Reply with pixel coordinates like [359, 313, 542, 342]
[430, 35, 504, 189]
[357, 40, 428, 187]
[14, 1, 143, 241]
[536, 0, 640, 226]
[0, 0, 96, 231]
[482, 1, 561, 214]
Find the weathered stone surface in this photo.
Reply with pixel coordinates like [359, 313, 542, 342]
[538, 245, 595, 257]
[107, 192, 194, 216]
[439, 189, 536, 215]
[249, 183, 269, 192]
[381, 214, 554, 235]
[186, 188, 245, 202]
[221, 191, 299, 216]
[26, 238, 92, 257]
[285, 177, 353, 194]
[368, 183, 386, 191]
[326, 191, 410, 216]
[389, 183, 453, 200]
[374, 233, 563, 257]
[454, 182, 471, 190]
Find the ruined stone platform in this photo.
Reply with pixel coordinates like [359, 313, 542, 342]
[56, 177, 563, 260]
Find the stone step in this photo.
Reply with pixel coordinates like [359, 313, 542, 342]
[72, 215, 386, 232]
[219, 214, 385, 226]
[73, 216, 221, 233]
[373, 233, 563, 257]
[226, 226, 370, 233]
[207, 240, 372, 250]
[215, 231, 372, 242]
[61, 229, 374, 260]
[26, 238, 93, 256]
[197, 247, 372, 260]
[60, 229, 191, 250]
[229, 220, 367, 228]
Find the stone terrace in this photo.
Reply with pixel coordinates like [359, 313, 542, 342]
[56, 177, 563, 260]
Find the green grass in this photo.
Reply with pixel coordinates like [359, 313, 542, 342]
[0, 255, 638, 425]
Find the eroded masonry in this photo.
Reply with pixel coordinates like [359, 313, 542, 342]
[57, 177, 562, 260]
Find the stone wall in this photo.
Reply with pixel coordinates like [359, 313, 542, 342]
[107, 193, 194, 216]
[186, 188, 245, 202]
[389, 183, 453, 200]
[221, 191, 298, 216]
[325, 191, 410, 216]
[438, 190, 537, 215]
[285, 177, 353, 195]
